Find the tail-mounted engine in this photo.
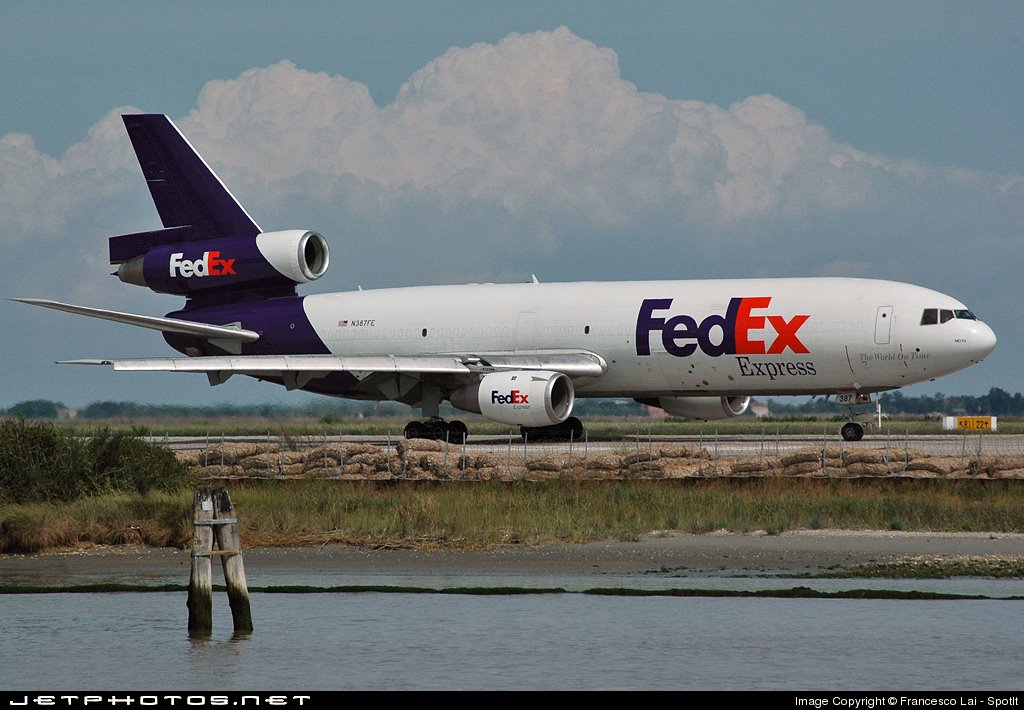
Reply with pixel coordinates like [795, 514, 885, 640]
[451, 370, 575, 427]
[110, 229, 330, 297]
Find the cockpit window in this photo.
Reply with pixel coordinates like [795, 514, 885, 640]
[922, 307, 975, 325]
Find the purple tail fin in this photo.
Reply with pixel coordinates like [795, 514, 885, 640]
[108, 114, 329, 307]
[110, 114, 261, 264]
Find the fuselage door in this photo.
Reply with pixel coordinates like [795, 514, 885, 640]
[874, 306, 893, 345]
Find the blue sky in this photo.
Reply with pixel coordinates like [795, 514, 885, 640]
[1, 2, 1021, 407]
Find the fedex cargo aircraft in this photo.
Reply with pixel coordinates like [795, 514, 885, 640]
[16, 115, 997, 442]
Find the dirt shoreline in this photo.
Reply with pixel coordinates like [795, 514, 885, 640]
[2, 530, 1022, 587]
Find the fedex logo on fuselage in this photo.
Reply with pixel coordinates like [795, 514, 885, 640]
[491, 390, 529, 405]
[636, 297, 810, 357]
[169, 251, 237, 278]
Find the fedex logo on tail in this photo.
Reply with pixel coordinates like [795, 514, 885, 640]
[169, 251, 237, 278]
[636, 297, 810, 358]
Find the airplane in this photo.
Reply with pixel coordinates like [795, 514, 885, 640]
[14, 114, 997, 442]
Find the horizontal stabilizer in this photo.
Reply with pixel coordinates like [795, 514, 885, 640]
[11, 298, 260, 342]
[109, 226, 192, 265]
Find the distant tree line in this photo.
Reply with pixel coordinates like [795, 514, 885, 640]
[3, 388, 1022, 420]
[0, 396, 652, 421]
[764, 388, 1024, 417]
[1, 398, 415, 421]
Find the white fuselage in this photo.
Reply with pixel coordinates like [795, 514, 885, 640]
[301, 277, 996, 398]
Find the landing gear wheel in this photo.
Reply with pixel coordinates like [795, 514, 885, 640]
[428, 421, 447, 440]
[521, 417, 586, 442]
[406, 419, 465, 441]
[448, 420, 468, 443]
[565, 417, 584, 441]
[404, 421, 425, 440]
[840, 422, 864, 442]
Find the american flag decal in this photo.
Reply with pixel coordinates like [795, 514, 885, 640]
[338, 320, 348, 327]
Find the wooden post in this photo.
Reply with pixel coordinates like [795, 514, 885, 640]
[212, 488, 253, 634]
[187, 487, 215, 637]
[187, 486, 252, 637]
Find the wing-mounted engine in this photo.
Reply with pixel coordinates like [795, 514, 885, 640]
[639, 395, 750, 421]
[450, 370, 575, 427]
[112, 229, 330, 297]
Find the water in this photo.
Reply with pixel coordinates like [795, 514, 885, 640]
[3, 592, 1023, 690]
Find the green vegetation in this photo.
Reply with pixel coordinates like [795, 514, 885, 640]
[2, 418, 1022, 555]
[3, 479, 1023, 554]
[795, 557, 1024, 579]
[0, 419, 189, 504]
[3, 400, 62, 419]
[0, 491, 190, 551]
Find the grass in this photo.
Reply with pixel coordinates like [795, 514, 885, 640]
[3, 479, 1024, 554]
[0, 492, 191, 552]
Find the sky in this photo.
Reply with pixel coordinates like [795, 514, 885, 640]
[1, 1, 1022, 408]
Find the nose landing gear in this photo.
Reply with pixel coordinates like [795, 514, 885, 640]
[840, 422, 865, 441]
[836, 391, 877, 441]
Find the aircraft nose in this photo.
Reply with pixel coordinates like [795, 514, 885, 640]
[969, 322, 997, 362]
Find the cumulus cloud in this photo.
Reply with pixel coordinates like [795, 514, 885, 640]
[169, 28, 915, 233]
[0, 110, 139, 240]
[5, 27, 1019, 268]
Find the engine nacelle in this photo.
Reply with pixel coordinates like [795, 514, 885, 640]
[646, 396, 750, 421]
[116, 230, 329, 296]
[450, 371, 575, 427]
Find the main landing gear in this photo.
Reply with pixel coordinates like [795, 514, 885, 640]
[404, 418, 468, 442]
[520, 416, 585, 442]
[404, 384, 469, 441]
[403, 417, 587, 442]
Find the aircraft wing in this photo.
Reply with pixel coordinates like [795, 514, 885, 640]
[59, 351, 607, 390]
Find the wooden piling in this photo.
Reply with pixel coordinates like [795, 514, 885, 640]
[187, 486, 252, 637]
[212, 488, 253, 634]
[187, 487, 215, 636]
